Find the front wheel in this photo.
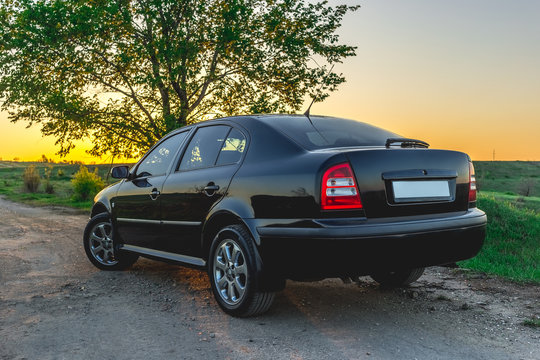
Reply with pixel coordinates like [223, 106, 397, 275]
[370, 267, 425, 287]
[208, 225, 275, 317]
[83, 213, 138, 271]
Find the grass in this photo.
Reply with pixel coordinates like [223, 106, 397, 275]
[523, 318, 540, 328]
[459, 194, 540, 283]
[474, 161, 540, 197]
[479, 190, 540, 213]
[458, 161, 540, 283]
[0, 161, 125, 212]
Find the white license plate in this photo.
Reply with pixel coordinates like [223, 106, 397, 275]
[392, 180, 450, 202]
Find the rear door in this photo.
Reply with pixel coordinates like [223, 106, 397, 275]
[158, 125, 247, 256]
[112, 131, 189, 248]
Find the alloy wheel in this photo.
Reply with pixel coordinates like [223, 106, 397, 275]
[88, 221, 118, 266]
[213, 239, 248, 305]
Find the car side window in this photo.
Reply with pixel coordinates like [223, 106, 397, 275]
[136, 132, 187, 177]
[216, 128, 246, 166]
[179, 125, 230, 171]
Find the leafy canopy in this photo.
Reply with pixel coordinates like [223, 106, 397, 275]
[0, 0, 359, 158]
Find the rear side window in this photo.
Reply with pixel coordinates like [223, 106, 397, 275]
[179, 125, 230, 170]
[262, 116, 399, 150]
[216, 128, 246, 166]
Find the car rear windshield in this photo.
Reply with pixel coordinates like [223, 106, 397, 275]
[261, 116, 400, 150]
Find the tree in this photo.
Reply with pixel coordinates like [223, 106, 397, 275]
[0, 0, 359, 158]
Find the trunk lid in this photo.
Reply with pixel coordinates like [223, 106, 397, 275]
[344, 148, 470, 218]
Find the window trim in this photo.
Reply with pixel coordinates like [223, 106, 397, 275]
[130, 128, 192, 179]
[215, 127, 247, 167]
[174, 123, 249, 173]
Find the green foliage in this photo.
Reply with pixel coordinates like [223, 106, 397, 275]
[460, 194, 540, 283]
[480, 190, 540, 214]
[523, 318, 540, 328]
[1, 162, 128, 210]
[71, 166, 105, 201]
[0, 0, 359, 158]
[44, 181, 55, 194]
[57, 169, 65, 177]
[43, 165, 55, 194]
[23, 165, 41, 192]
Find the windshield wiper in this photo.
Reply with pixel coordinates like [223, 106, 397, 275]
[385, 138, 429, 149]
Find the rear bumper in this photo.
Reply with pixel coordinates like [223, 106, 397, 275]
[246, 209, 486, 279]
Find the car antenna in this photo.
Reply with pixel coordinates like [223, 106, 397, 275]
[303, 98, 316, 125]
[303, 64, 334, 125]
[303, 64, 334, 143]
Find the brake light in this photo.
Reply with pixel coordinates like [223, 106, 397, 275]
[469, 162, 477, 203]
[321, 163, 363, 210]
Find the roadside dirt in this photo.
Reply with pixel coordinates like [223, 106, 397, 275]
[1, 197, 539, 360]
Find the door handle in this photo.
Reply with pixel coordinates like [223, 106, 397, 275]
[203, 182, 220, 197]
[149, 188, 160, 200]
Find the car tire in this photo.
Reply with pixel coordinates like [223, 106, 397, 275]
[370, 267, 425, 287]
[208, 224, 275, 317]
[83, 213, 138, 271]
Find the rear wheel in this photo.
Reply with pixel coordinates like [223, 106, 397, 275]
[83, 213, 138, 270]
[370, 267, 425, 287]
[209, 225, 275, 317]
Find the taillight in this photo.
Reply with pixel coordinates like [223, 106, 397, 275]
[321, 163, 363, 210]
[469, 161, 477, 203]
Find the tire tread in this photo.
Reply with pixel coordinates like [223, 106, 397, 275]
[83, 213, 138, 271]
[209, 224, 276, 317]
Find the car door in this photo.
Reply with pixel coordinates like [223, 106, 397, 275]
[158, 125, 248, 257]
[112, 131, 189, 249]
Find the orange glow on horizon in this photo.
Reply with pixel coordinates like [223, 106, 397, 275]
[0, 116, 135, 164]
[1, 107, 538, 163]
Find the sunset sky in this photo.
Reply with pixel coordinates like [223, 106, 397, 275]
[1, 0, 539, 162]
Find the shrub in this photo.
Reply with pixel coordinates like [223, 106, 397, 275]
[43, 165, 52, 179]
[23, 165, 41, 192]
[57, 169, 65, 177]
[44, 181, 55, 194]
[43, 165, 55, 194]
[71, 166, 105, 201]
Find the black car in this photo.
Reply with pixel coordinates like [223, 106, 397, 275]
[83, 115, 486, 317]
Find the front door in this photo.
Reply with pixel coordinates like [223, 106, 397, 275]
[112, 131, 189, 249]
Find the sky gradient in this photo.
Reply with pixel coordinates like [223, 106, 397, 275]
[1, 0, 539, 162]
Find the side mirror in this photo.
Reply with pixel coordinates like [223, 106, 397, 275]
[111, 165, 130, 179]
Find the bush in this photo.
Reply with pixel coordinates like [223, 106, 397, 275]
[23, 165, 41, 192]
[71, 166, 105, 201]
[43, 165, 55, 194]
[44, 181, 55, 194]
[57, 169, 65, 177]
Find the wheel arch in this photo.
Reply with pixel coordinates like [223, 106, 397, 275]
[201, 210, 259, 262]
[91, 201, 109, 218]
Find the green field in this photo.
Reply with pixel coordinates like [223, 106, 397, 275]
[0, 160, 539, 283]
[475, 160, 540, 196]
[0, 161, 127, 211]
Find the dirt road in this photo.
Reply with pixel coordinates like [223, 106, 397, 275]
[0, 197, 539, 360]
